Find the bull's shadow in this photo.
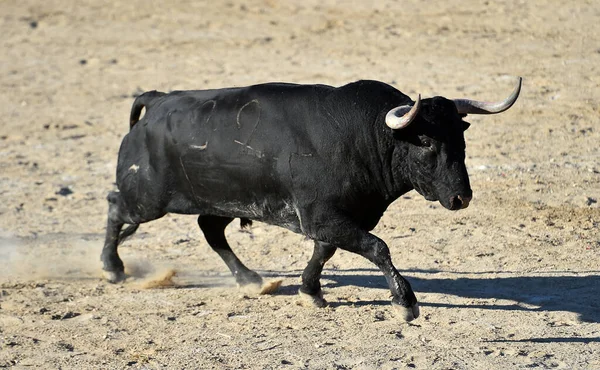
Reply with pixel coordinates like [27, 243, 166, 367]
[268, 268, 600, 324]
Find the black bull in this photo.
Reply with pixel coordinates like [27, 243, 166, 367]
[102, 78, 521, 321]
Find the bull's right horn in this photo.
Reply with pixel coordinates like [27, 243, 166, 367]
[453, 77, 522, 115]
[385, 94, 421, 130]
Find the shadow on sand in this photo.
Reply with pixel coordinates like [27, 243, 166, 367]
[265, 268, 600, 324]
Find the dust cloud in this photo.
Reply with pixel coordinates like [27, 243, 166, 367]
[0, 233, 102, 282]
[0, 232, 240, 292]
[0, 233, 184, 289]
[0, 233, 279, 294]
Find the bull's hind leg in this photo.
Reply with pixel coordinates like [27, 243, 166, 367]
[197, 215, 264, 291]
[101, 191, 140, 282]
[298, 241, 337, 307]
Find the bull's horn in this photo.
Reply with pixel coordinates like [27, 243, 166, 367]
[385, 94, 421, 130]
[453, 77, 522, 115]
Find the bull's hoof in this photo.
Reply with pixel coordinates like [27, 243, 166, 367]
[103, 270, 126, 283]
[298, 290, 327, 308]
[392, 301, 420, 322]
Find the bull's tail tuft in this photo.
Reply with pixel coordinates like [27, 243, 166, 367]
[129, 90, 166, 129]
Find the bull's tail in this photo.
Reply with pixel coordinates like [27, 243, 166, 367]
[129, 90, 166, 129]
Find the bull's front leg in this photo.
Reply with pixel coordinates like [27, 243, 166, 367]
[350, 233, 420, 321]
[307, 220, 419, 322]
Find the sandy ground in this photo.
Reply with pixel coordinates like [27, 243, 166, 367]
[1, 0, 599, 368]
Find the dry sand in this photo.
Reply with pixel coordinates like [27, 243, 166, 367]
[1, 0, 599, 368]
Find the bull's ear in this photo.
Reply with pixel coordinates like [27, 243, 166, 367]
[462, 120, 471, 131]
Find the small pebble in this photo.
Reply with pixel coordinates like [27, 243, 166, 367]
[56, 187, 73, 196]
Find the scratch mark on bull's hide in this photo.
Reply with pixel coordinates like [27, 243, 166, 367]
[179, 157, 199, 202]
[236, 100, 262, 146]
[233, 140, 263, 158]
[197, 100, 218, 131]
[236, 100, 259, 128]
[129, 164, 140, 173]
[186, 100, 217, 147]
[201, 100, 216, 121]
[190, 142, 208, 150]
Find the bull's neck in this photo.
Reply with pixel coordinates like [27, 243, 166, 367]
[365, 125, 414, 205]
[385, 134, 415, 202]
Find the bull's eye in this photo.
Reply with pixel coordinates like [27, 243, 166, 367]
[419, 137, 435, 150]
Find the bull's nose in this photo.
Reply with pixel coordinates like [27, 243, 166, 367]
[449, 195, 472, 210]
[458, 195, 471, 209]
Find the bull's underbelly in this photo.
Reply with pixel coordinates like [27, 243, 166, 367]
[158, 152, 300, 232]
[164, 192, 302, 233]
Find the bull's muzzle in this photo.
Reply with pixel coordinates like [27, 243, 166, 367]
[449, 195, 472, 210]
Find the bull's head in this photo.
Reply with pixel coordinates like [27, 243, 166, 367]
[386, 78, 522, 211]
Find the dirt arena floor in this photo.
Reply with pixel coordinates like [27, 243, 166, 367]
[1, 0, 599, 368]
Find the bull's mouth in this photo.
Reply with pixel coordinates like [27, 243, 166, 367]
[413, 184, 472, 210]
[424, 194, 438, 202]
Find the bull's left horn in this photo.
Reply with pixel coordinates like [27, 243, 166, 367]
[453, 77, 522, 115]
[385, 94, 421, 130]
